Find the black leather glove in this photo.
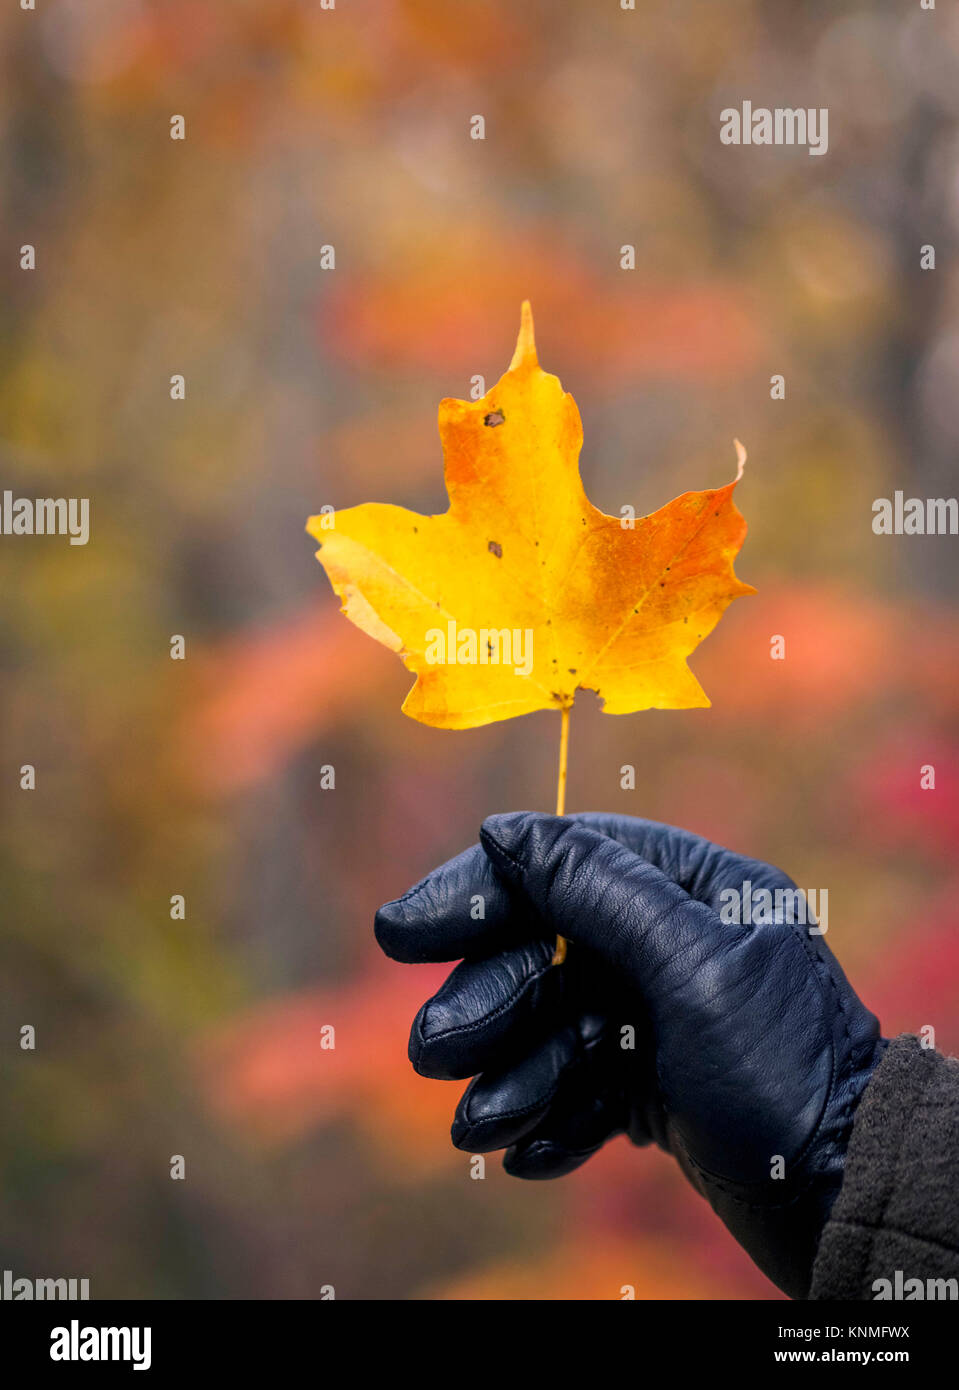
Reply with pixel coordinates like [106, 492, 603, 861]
[375, 811, 887, 1299]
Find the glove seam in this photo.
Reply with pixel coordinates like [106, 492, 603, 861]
[467, 1093, 556, 1124]
[513, 1138, 605, 1163]
[798, 932, 851, 1115]
[427, 958, 553, 1042]
[483, 833, 524, 880]
[464, 1027, 603, 1125]
[681, 1149, 818, 1211]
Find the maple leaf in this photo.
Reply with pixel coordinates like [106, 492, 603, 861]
[306, 302, 754, 731]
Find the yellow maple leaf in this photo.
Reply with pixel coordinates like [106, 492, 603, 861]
[307, 302, 754, 732]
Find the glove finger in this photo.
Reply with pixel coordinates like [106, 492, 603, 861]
[503, 1017, 661, 1178]
[375, 843, 531, 963]
[503, 1060, 625, 1180]
[480, 812, 749, 1000]
[376, 813, 797, 966]
[409, 939, 561, 1080]
[450, 1015, 611, 1154]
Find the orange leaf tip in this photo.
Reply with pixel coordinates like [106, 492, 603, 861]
[508, 300, 539, 371]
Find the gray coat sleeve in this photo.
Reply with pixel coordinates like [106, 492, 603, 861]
[809, 1033, 959, 1300]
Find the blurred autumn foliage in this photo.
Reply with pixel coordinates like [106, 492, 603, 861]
[2, 0, 958, 1299]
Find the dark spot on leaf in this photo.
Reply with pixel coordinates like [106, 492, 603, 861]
[413, 526, 418, 532]
[484, 411, 505, 427]
[488, 540, 503, 558]
[568, 668, 577, 675]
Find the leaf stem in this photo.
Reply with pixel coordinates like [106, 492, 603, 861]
[551, 705, 571, 965]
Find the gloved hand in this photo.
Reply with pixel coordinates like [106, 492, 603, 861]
[375, 812, 887, 1299]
